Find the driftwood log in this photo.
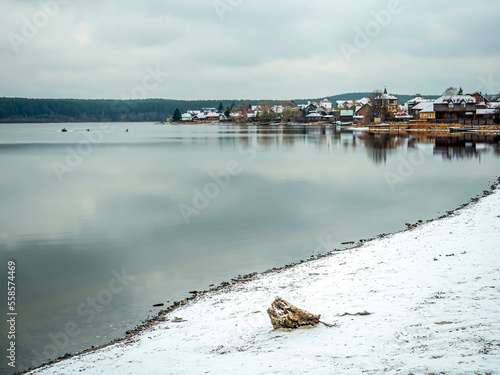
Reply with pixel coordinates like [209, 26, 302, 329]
[267, 297, 320, 330]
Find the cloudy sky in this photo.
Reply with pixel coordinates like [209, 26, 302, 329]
[1, 0, 499, 100]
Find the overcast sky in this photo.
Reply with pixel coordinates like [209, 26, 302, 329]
[1, 0, 499, 100]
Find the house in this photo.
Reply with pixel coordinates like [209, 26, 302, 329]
[251, 105, 262, 114]
[411, 100, 434, 117]
[272, 105, 283, 114]
[319, 98, 332, 111]
[356, 103, 371, 118]
[337, 100, 354, 110]
[181, 113, 193, 122]
[336, 97, 370, 110]
[304, 100, 333, 116]
[470, 92, 490, 109]
[358, 97, 371, 106]
[305, 112, 322, 122]
[476, 108, 499, 119]
[395, 105, 412, 119]
[433, 95, 476, 120]
[206, 112, 220, 120]
[305, 101, 320, 112]
[408, 99, 434, 117]
[476, 102, 500, 122]
[374, 88, 398, 116]
[340, 110, 354, 123]
[406, 96, 433, 115]
[419, 103, 435, 120]
[193, 113, 207, 121]
[202, 108, 217, 115]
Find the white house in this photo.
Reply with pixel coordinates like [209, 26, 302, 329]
[320, 98, 332, 111]
[193, 113, 206, 121]
[202, 108, 217, 115]
[206, 112, 220, 120]
[272, 105, 283, 114]
[181, 113, 193, 122]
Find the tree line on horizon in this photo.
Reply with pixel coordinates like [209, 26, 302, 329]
[0, 93, 430, 123]
[0, 97, 251, 123]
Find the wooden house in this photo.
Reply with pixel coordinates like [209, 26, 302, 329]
[374, 88, 398, 116]
[433, 95, 476, 119]
[419, 103, 435, 120]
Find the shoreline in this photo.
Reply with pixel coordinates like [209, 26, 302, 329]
[23, 178, 500, 374]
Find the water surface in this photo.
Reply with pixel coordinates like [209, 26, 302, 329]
[0, 123, 498, 373]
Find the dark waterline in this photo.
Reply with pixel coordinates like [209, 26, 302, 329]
[0, 122, 499, 374]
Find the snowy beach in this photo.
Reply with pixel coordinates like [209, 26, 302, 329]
[28, 185, 500, 375]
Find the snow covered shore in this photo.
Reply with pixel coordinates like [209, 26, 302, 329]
[30, 187, 500, 375]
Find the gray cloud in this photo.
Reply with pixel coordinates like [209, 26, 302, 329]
[1, 0, 499, 99]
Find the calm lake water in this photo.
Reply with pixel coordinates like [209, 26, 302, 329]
[0, 122, 498, 373]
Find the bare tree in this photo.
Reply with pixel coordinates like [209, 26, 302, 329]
[282, 108, 303, 123]
[443, 87, 458, 96]
[258, 102, 275, 123]
[281, 100, 295, 108]
[238, 102, 249, 123]
[343, 102, 352, 110]
[259, 102, 272, 112]
[367, 89, 383, 122]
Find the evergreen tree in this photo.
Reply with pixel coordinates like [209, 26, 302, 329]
[218, 102, 224, 113]
[458, 87, 463, 95]
[173, 108, 182, 122]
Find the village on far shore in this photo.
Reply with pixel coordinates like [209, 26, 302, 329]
[159, 87, 500, 131]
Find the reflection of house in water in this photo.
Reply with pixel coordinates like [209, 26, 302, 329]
[433, 134, 500, 160]
[188, 125, 500, 164]
[358, 133, 404, 164]
[226, 125, 338, 151]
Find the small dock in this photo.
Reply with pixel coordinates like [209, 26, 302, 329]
[449, 127, 476, 133]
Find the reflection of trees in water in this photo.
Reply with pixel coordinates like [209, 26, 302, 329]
[231, 125, 335, 150]
[358, 133, 404, 164]
[494, 142, 500, 156]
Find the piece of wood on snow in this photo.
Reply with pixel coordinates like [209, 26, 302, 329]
[267, 297, 320, 330]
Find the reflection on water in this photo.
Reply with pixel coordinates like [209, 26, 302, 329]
[0, 123, 498, 374]
[433, 134, 500, 160]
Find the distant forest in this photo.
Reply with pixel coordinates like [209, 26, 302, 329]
[0, 93, 435, 123]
